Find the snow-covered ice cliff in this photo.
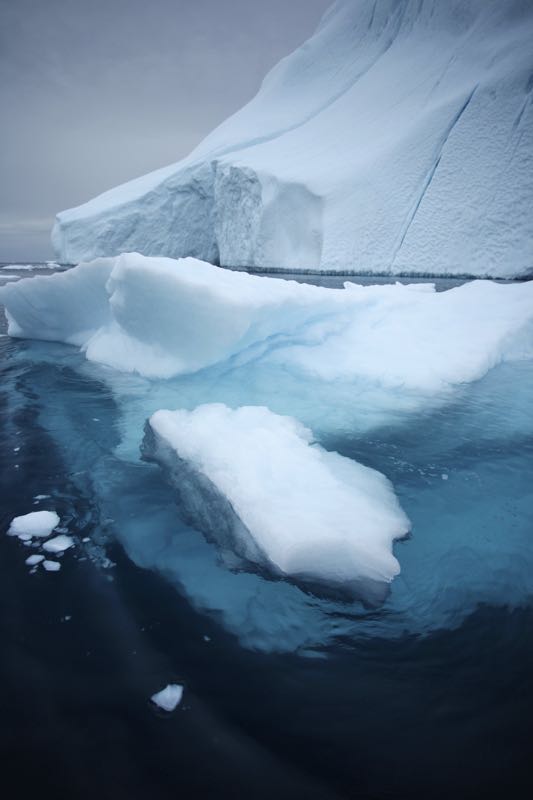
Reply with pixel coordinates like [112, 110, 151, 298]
[52, 0, 533, 277]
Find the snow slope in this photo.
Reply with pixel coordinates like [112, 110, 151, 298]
[2, 254, 533, 388]
[52, 0, 533, 276]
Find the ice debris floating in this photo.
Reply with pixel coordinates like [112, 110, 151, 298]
[2, 253, 532, 392]
[150, 684, 184, 712]
[42, 535, 74, 553]
[7, 510, 60, 539]
[146, 404, 410, 593]
[43, 560, 61, 572]
[51, 0, 533, 277]
[25, 554, 45, 566]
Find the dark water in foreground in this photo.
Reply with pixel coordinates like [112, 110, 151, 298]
[1, 265, 532, 799]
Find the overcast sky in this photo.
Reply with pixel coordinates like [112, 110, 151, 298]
[0, 0, 330, 261]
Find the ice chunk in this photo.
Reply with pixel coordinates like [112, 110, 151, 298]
[51, 1, 533, 278]
[42, 535, 73, 553]
[146, 404, 410, 593]
[25, 554, 45, 566]
[7, 510, 59, 539]
[150, 684, 183, 712]
[42, 560, 61, 572]
[1, 255, 532, 394]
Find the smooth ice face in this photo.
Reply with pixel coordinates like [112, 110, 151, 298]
[7, 510, 59, 539]
[52, 0, 533, 277]
[146, 404, 409, 593]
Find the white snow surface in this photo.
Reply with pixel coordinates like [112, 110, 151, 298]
[52, 0, 533, 277]
[151, 684, 183, 712]
[42, 535, 74, 553]
[149, 404, 410, 587]
[1, 254, 532, 391]
[7, 510, 59, 539]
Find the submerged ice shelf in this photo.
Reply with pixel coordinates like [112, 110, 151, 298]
[1, 257, 532, 653]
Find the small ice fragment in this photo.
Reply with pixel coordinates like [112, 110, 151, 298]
[8, 510, 59, 538]
[22, 540, 33, 546]
[82, 537, 90, 543]
[33, 495, 51, 500]
[43, 535, 73, 553]
[43, 560, 61, 572]
[13, 447, 20, 453]
[203, 635, 211, 642]
[18, 533, 33, 541]
[25, 554, 44, 566]
[441, 474, 449, 480]
[151, 684, 183, 712]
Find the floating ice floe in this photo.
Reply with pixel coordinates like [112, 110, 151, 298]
[42, 535, 74, 553]
[151, 684, 184, 712]
[25, 555, 45, 566]
[43, 560, 61, 572]
[146, 404, 410, 595]
[7, 510, 60, 540]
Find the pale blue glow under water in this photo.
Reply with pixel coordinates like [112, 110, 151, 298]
[2, 271, 533, 798]
[3, 324, 532, 655]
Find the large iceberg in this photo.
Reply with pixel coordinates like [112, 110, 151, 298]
[2, 254, 532, 389]
[144, 404, 410, 597]
[52, 0, 533, 276]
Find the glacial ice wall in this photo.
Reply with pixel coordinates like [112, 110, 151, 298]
[52, 0, 533, 276]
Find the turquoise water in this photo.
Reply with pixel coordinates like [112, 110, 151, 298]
[1, 266, 532, 798]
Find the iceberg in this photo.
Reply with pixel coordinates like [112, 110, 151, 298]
[145, 404, 410, 596]
[1, 254, 532, 392]
[51, 0, 533, 277]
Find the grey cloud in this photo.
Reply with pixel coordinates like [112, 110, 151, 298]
[0, 0, 330, 260]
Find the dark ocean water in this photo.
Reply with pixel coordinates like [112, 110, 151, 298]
[1, 265, 532, 799]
